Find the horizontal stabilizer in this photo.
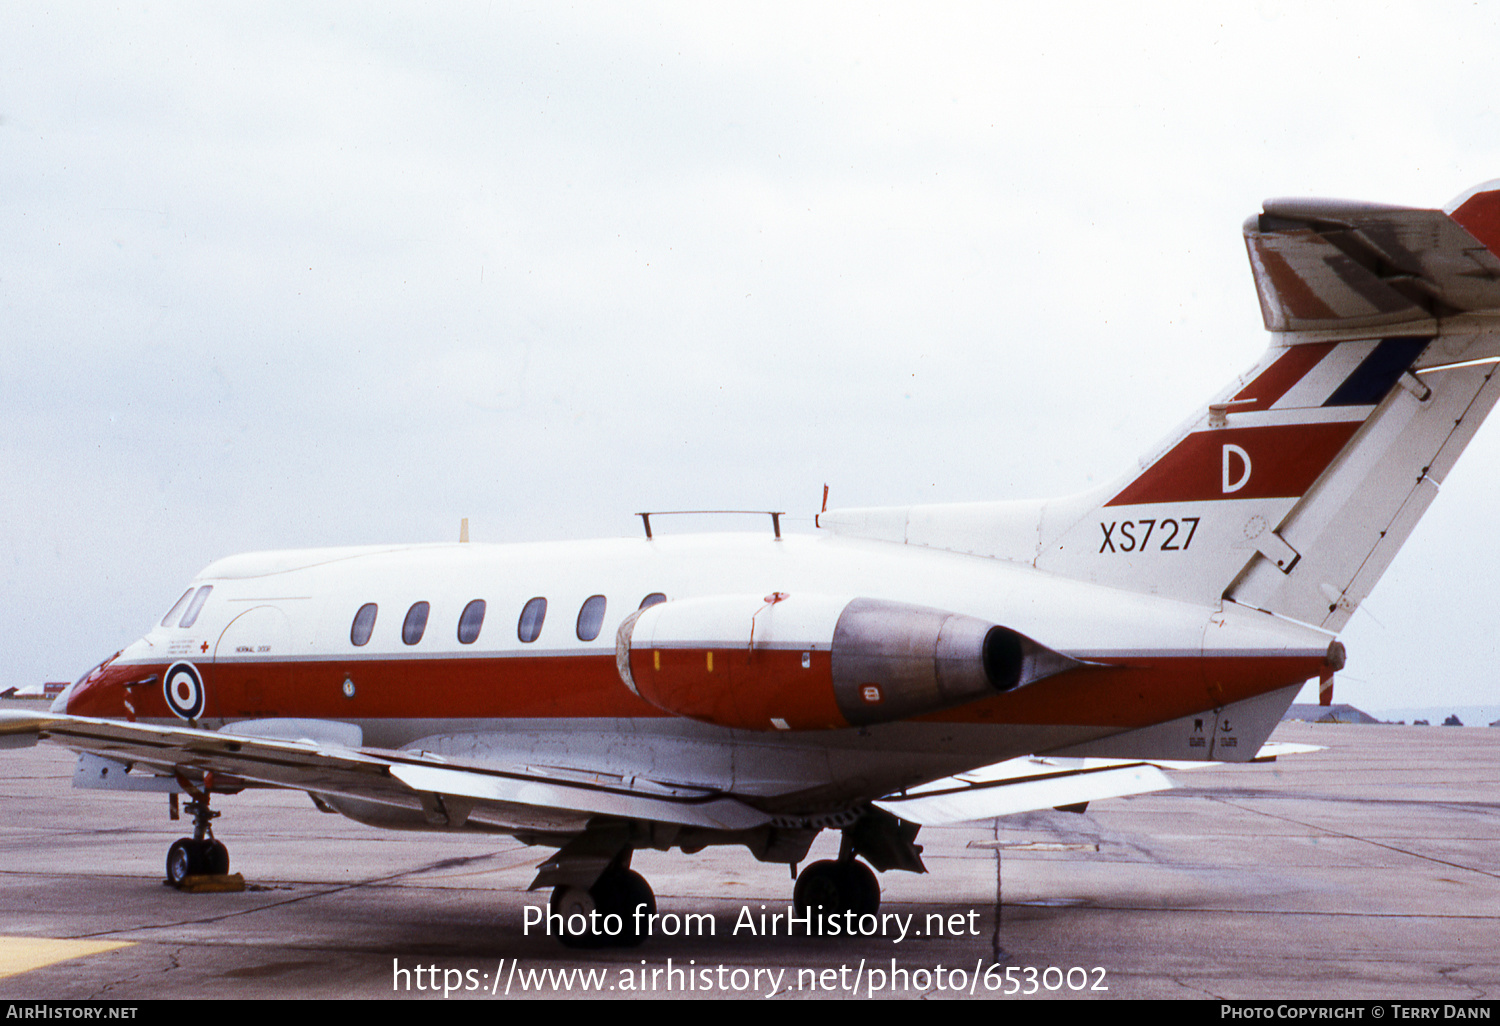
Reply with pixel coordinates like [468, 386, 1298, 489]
[1245, 183, 1500, 335]
[873, 756, 1172, 826]
[1249, 741, 1323, 762]
[874, 734, 1325, 826]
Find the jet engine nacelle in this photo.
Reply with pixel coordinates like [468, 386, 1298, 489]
[615, 594, 1080, 731]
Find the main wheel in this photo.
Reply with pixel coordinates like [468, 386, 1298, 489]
[793, 859, 881, 921]
[550, 868, 658, 948]
[550, 885, 603, 949]
[838, 859, 880, 917]
[793, 860, 845, 918]
[594, 868, 655, 947]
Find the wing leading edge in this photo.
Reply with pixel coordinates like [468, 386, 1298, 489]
[0, 710, 770, 833]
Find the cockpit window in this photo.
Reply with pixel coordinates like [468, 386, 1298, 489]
[458, 600, 486, 644]
[518, 597, 547, 643]
[576, 595, 607, 641]
[639, 593, 667, 610]
[161, 589, 194, 628]
[402, 602, 430, 646]
[178, 586, 214, 629]
[350, 603, 378, 646]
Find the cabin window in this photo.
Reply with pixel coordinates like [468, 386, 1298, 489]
[161, 589, 194, 628]
[179, 586, 214, 629]
[458, 599, 486, 644]
[576, 595, 607, 641]
[402, 602, 430, 645]
[518, 597, 547, 643]
[639, 593, 667, 610]
[350, 603, 378, 646]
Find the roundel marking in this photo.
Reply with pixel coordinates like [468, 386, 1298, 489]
[163, 662, 206, 720]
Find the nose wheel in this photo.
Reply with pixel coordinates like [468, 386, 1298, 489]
[166, 838, 230, 885]
[166, 774, 231, 887]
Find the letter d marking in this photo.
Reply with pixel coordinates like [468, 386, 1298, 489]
[1222, 443, 1251, 494]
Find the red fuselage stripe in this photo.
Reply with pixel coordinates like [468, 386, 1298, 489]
[69, 651, 1327, 731]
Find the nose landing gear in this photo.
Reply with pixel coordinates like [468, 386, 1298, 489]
[166, 836, 229, 885]
[166, 773, 232, 888]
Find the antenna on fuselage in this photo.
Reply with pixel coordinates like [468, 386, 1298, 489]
[460, 518, 469, 543]
[635, 510, 785, 540]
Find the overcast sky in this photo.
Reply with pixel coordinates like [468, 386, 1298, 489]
[5, 2, 1500, 715]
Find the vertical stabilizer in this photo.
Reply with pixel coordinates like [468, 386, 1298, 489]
[821, 182, 1500, 629]
[1040, 182, 1500, 624]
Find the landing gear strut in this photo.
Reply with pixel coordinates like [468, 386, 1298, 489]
[550, 859, 656, 949]
[166, 774, 230, 887]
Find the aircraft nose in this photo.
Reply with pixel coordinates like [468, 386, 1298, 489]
[52, 652, 125, 715]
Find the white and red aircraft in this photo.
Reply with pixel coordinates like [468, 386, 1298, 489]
[7, 181, 1500, 946]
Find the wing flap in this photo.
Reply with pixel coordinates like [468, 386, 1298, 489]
[387, 763, 769, 830]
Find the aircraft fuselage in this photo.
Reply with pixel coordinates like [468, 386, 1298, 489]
[60, 530, 1332, 817]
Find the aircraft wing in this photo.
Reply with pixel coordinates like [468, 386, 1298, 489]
[0, 710, 771, 833]
[0, 711, 1323, 834]
[1244, 187, 1500, 334]
[872, 755, 1175, 826]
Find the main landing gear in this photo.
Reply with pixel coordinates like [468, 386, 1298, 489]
[166, 774, 231, 887]
[544, 856, 881, 948]
[793, 858, 880, 918]
[550, 861, 657, 949]
[791, 823, 886, 918]
[535, 811, 911, 948]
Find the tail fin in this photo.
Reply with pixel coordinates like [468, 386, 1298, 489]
[821, 181, 1500, 629]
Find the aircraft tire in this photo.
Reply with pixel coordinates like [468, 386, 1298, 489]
[793, 860, 844, 921]
[596, 868, 655, 948]
[838, 859, 880, 917]
[793, 859, 881, 923]
[205, 839, 230, 876]
[550, 868, 658, 948]
[166, 838, 205, 887]
[550, 885, 605, 950]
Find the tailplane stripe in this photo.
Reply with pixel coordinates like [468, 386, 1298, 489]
[1246, 240, 1340, 322]
[1446, 182, 1500, 256]
[1322, 337, 1429, 407]
[1231, 343, 1336, 411]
